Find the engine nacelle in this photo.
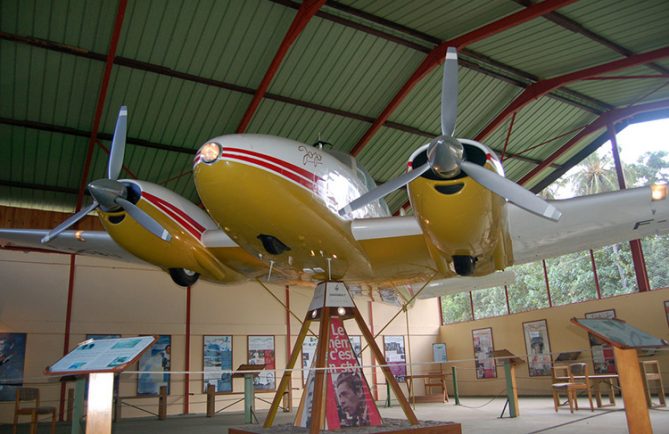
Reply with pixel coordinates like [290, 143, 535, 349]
[97, 180, 243, 285]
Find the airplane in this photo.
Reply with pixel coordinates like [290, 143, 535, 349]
[1, 48, 668, 303]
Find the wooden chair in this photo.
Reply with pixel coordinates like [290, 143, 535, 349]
[12, 387, 56, 434]
[423, 364, 449, 402]
[642, 360, 666, 408]
[551, 363, 594, 413]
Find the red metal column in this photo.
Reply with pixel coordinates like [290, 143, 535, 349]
[74, 0, 128, 212]
[519, 98, 669, 186]
[590, 250, 602, 299]
[607, 123, 651, 292]
[58, 254, 77, 420]
[237, 0, 326, 133]
[476, 46, 669, 142]
[350, 0, 576, 156]
[184, 286, 191, 414]
[542, 260, 552, 307]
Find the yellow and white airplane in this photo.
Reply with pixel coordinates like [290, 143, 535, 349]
[1, 48, 668, 300]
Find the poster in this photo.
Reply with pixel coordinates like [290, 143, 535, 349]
[585, 310, 617, 374]
[137, 335, 171, 395]
[472, 328, 496, 379]
[203, 336, 233, 393]
[0, 333, 27, 401]
[523, 320, 552, 376]
[383, 336, 406, 382]
[248, 335, 275, 391]
[296, 317, 381, 429]
[433, 343, 447, 363]
[302, 336, 318, 385]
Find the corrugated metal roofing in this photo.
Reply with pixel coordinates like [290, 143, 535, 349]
[1, 0, 668, 215]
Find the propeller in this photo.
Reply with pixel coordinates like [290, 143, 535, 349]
[41, 106, 172, 244]
[338, 47, 561, 222]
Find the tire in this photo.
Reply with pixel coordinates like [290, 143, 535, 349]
[453, 255, 476, 276]
[169, 268, 200, 287]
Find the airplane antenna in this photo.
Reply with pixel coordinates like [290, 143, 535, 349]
[267, 260, 274, 282]
[326, 257, 332, 280]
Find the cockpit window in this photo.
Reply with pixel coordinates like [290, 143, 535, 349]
[324, 148, 391, 214]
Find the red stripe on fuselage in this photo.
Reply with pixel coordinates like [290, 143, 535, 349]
[221, 152, 317, 192]
[142, 192, 205, 240]
[223, 147, 322, 182]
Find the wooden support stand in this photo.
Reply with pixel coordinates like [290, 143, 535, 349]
[263, 281, 424, 432]
[571, 317, 669, 434]
[492, 350, 524, 418]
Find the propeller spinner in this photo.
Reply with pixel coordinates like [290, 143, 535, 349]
[339, 47, 561, 222]
[41, 106, 172, 244]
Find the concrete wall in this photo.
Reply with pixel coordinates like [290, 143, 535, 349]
[439, 287, 669, 397]
[0, 249, 441, 423]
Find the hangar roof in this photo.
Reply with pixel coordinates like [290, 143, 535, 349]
[1, 0, 668, 215]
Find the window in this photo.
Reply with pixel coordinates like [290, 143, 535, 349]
[441, 292, 471, 324]
[472, 286, 507, 319]
[507, 261, 549, 313]
[546, 251, 597, 306]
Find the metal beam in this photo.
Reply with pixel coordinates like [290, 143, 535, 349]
[0, 179, 79, 195]
[237, 0, 325, 133]
[513, 0, 669, 75]
[74, 0, 128, 212]
[349, 0, 577, 156]
[519, 98, 669, 187]
[476, 46, 669, 142]
[0, 117, 194, 155]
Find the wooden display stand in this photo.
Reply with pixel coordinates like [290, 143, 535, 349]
[492, 350, 524, 418]
[46, 336, 157, 434]
[571, 318, 669, 434]
[233, 364, 264, 424]
[257, 281, 461, 434]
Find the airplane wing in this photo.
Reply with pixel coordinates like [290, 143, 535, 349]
[509, 185, 669, 264]
[0, 229, 147, 263]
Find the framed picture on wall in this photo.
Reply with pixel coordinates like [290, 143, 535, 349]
[349, 335, 362, 365]
[523, 320, 552, 377]
[0, 333, 27, 401]
[137, 335, 171, 395]
[301, 336, 318, 385]
[585, 309, 617, 374]
[472, 328, 496, 379]
[203, 336, 233, 393]
[433, 343, 447, 363]
[248, 336, 275, 391]
[383, 336, 406, 382]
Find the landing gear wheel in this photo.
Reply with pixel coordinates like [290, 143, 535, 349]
[169, 268, 200, 287]
[453, 255, 476, 276]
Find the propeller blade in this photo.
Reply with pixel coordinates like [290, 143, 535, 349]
[108, 106, 128, 180]
[339, 162, 431, 216]
[440, 47, 458, 137]
[461, 161, 561, 221]
[115, 197, 172, 241]
[41, 201, 99, 243]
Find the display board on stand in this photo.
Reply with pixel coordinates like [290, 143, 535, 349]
[46, 336, 157, 434]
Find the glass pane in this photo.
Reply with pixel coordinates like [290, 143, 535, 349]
[507, 261, 549, 313]
[546, 251, 597, 306]
[472, 286, 507, 320]
[440, 292, 472, 324]
[642, 234, 669, 289]
[593, 243, 638, 297]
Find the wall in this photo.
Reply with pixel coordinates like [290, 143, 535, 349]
[0, 248, 441, 423]
[439, 288, 669, 397]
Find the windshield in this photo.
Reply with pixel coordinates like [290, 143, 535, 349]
[325, 149, 391, 215]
